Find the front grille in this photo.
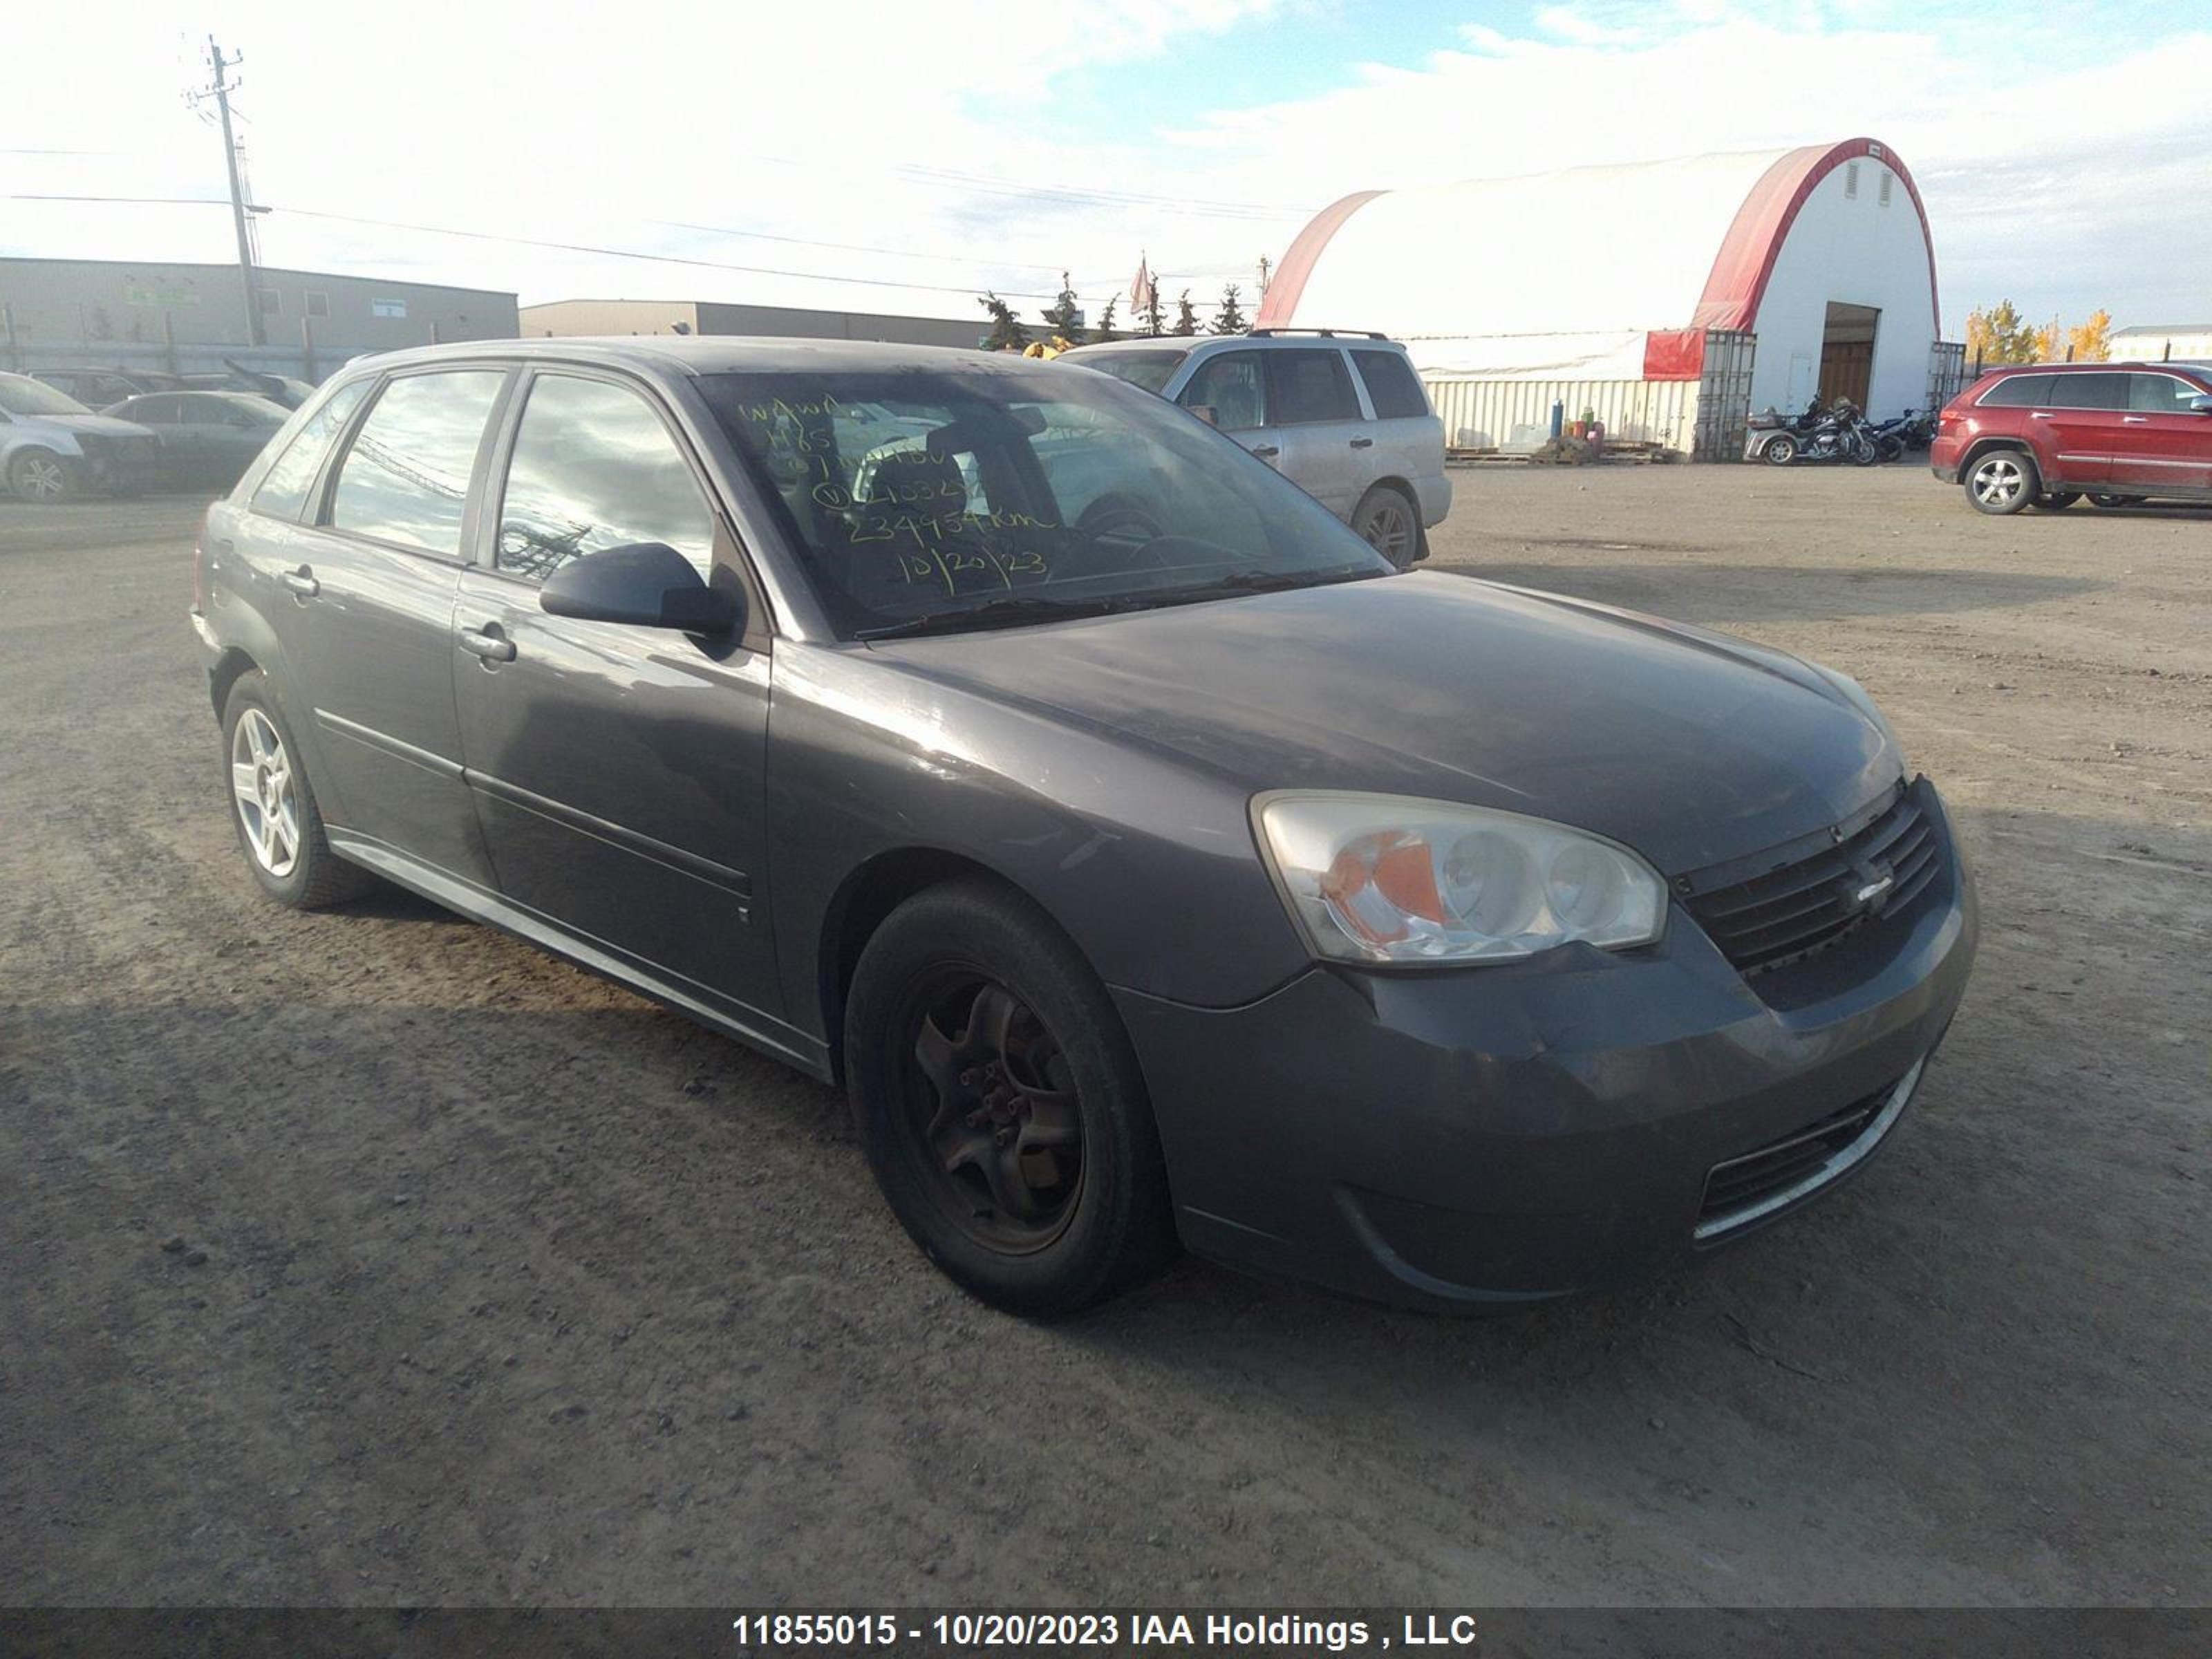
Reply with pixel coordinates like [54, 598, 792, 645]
[1695, 1063, 1919, 1239]
[1683, 787, 1942, 976]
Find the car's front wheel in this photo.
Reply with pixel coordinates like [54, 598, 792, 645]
[1965, 449, 2038, 515]
[7, 449, 77, 503]
[221, 673, 376, 908]
[843, 879, 1177, 1316]
[1350, 484, 1421, 568]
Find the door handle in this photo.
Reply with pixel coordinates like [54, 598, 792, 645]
[459, 624, 516, 664]
[2029, 411, 2055, 420]
[2122, 415, 2150, 424]
[1250, 444, 1280, 459]
[1349, 436, 1374, 449]
[279, 567, 319, 598]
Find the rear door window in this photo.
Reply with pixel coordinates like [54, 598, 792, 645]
[1351, 349, 1429, 419]
[1266, 349, 1360, 426]
[2044, 373, 2126, 410]
[1177, 350, 1265, 430]
[252, 381, 371, 521]
[328, 370, 507, 555]
[1977, 374, 2056, 408]
[130, 395, 183, 425]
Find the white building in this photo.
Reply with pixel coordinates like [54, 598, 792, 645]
[2109, 323, 2212, 363]
[1254, 138, 1959, 457]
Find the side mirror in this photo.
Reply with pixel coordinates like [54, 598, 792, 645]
[1187, 404, 1219, 427]
[2190, 395, 2212, 415]
[540, 542, 740, 635]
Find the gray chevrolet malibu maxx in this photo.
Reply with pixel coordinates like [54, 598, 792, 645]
[191, 339, 1976, 1315]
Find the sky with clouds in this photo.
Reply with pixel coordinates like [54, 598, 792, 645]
[4, 0, 2207, 339]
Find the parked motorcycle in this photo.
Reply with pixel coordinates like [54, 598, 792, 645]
[1747, 400, 1877, 466]
[1867, 407, 1934, 462]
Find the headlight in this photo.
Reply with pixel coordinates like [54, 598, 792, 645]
[1253, 791, 1667, 966]
[1807, 663, 1905, 769]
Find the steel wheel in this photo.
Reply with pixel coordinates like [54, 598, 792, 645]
[1763, 435, 1797, 466]
[1967, 451, 2034, 514]
[1353, 488, 1418, 565]
[8, 451, 72, 503]
[895, 971, 1085, 1253]
[229, 706, 301, 879]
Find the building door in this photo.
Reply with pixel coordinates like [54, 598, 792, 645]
[1819, 302, 1880, 410]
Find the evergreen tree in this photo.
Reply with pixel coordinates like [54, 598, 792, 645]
[978, 291, 1031, 353]
[1209, 283, 1249, 336]
[1171, 290, 1199, 337]
[1040, 272, 1085, 344]
[1090, 295, 1119, 343]
[1139, 287, 1166, 337]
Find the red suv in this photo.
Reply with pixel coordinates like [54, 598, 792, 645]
[1930, 361, 2212, 514]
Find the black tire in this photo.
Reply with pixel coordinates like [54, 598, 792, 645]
[2039, 491, 2082, 510]
[843, 879, 1177, 1316]
[1762, 434, 1797, 466]
[1965, 448, 2038, 515]
[2088, 493, 2129, 509]
[8, 449, 77, 503]
[1349, 484, 1421, 568]
[220, 672, 376, 909]
[1878, 435, 1906, 463]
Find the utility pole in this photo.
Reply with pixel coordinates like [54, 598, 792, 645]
[1256, 254, 1271, 295]
[196, 38, 262, 347]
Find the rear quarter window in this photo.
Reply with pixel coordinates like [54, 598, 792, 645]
[1976, 374, 2056, 408]
[1351, 350, 1430, 419]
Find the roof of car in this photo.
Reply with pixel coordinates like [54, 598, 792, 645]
[348, 336, 1074, 379]
[1063, 332, 1405, 357]
[1987, 360, 2209, 374]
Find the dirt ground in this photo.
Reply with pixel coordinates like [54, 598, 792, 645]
[1, 465, 2205, 1609]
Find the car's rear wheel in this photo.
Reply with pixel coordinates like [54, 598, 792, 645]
[8, 449, 76, 503]
[1350, 485, 1421, 568]
[1965, 449, 2037, 515]
[2040, 490, 2083, 510]
[843, 879, 1177, 1316]
[221, 673, 375, 908]
[1762, 434, 1797, 466]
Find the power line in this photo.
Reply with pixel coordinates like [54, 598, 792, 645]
[6, 194, 1271, 306]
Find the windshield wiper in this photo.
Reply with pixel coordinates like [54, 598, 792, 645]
[856, 594, 1137, 641]
[1137, 561, 1394, 607]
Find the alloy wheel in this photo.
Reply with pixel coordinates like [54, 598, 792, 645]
[230, 708, 301, 878]
[897, 972, 1085, 1253]
[1358, 495, 1416, 564]
[1970, 454, 2028, 510]
[12, 454, 68, 503]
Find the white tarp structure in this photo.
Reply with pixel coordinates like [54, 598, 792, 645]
[1256, 138, 1947, 447]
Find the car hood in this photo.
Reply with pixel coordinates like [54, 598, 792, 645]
[38, 413, 156, 438]
[866, 572, 1900, 876]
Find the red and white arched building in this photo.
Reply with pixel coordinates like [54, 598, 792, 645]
[1255, 138, 1962, 457]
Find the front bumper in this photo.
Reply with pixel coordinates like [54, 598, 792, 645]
[1114, 780, 1978, 1311]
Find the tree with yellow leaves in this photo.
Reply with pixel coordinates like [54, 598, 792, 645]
[1965, 299, 2038, 366]
[2066, 310, 2112, 362]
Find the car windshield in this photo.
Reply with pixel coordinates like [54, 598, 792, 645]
[700, 363, 1390, 639]
[0, 377, 93, 418]
[1065, 348, 1187, 395]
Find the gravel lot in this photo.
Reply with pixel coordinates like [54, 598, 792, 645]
[2, 466, 2205, 1608]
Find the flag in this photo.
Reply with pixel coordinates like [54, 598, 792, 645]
[1131, 256, 1156, 316]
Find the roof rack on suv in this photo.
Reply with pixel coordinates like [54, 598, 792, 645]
[1247, 327, 1389, 340]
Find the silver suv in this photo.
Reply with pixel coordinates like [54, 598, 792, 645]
[1062, 330, 1451, 566]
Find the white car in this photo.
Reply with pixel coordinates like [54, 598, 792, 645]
[1062, 330, 1451, 565]
[0, 373, 161, 502]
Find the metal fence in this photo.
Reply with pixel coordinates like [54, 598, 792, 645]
[1424, 328, 1758, 459]
[1424, 375, 1700, 453]
[1927, 340, 1968, 412]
